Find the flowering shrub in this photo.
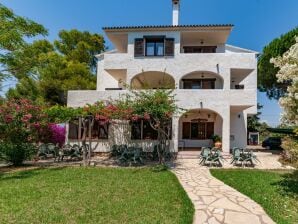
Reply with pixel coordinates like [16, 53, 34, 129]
[0, 99, 48, 143]
[49, 124, 66, 147]
[0, 99, 48, 165]
[270, 37, 298, 125]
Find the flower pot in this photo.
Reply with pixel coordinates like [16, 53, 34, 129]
[214, 141, 222, 148]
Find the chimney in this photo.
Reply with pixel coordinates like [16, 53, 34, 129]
[172, 0, 180, 26]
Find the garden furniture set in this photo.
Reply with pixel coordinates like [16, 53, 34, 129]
[230, 147, 260, 167]
[199, 147, 226, 167]
[37, 143, 87, 161]
[199, 147, 260, 167]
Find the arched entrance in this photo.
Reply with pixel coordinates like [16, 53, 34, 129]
[178, 109, 223, 150]
[131, 71, 175, 89]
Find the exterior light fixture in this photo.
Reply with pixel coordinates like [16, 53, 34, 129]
[200, 101, 203, 108]
[238, 114, 241, 118]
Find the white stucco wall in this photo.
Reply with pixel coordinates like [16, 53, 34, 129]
[69, 29, 258, 153]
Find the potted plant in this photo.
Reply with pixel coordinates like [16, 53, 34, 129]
[211, 135, 222, 148]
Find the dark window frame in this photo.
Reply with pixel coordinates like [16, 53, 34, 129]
[134, 36, 175, 57]
[182, 79, 216, 89]
[131, 119, 172, 140]
[68, 119, 109, 140]
[182, 122, 214, 140]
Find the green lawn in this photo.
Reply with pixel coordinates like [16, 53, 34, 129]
[210, 169, 298, 224]
[0, 167, 194, 224]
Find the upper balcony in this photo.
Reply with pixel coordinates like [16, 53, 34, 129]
[68, 89, 256, 110]
[102, 52, 257, 70]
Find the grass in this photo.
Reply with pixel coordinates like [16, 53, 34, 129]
[210, 169, 298, 224]
[0, 167, 194, 224]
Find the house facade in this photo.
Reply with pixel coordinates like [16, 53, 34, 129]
[67, 0, 258, 154]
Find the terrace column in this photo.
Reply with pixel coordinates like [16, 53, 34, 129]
[220, 67, 230, 90]
[222, 106, 230, 154]
[171, 115, 180, 152]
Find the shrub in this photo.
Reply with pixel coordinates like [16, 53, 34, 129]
[281, 136, 298, 167]
[49, 124, 66, 147]
[0, 142, 37, 166]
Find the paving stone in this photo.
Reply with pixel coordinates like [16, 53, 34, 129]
[196, 190, 213, 196]
[213, 214, 224, 222]
[193, 210, 207, 224]
[213, 208, 224, 215]
[208, 217, 221, 224]
[201, 196, 217, 204]
[210, 198, 249, 213]
[225, 211, 261, 224]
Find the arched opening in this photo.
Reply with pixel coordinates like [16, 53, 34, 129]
[131, 71, 175, 89]
[178, 109, 223, 150]
[179, 71, 223, 89]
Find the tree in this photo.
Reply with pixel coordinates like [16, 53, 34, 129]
[54, 29, 105, 72]
[258, 27, 298, 100]
[0, 4, 47, 89]
[130, 89, 179, 164]
[6, 29, 104, 105]
[247, 103, 263, 132]
[270, 37, 298, 125]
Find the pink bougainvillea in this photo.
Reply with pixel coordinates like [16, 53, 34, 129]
[49, 124, 66, 147]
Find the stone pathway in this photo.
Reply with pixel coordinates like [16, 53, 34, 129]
[173, 158, 275, 224]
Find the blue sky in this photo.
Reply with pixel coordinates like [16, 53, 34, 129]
[2, 0, 298, 126]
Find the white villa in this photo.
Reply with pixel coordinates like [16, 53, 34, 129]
[67, 0, 258, 154]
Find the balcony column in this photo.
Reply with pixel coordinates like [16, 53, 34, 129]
[221, 106, 230, 154]
[171, 115, 180, 152]
[219, 67, 230, 90]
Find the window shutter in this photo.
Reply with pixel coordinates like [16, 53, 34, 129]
[134, 38, 144, 57]
[165, 38, 175, 56]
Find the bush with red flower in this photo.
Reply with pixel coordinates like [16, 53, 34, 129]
[0, 99, 49, 165]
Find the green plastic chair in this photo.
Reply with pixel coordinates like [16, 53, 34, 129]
[230, 148, 243, 165]
[199, 147, 211, 165]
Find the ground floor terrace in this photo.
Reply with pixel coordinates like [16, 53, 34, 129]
[67, 106, 251, 154]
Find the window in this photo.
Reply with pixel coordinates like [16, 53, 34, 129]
[182, 122, 214, 139]
[68, 119, 81, 140]
[182, 79, 215, 89]
[183, 46, 217, 53]
[134, 37, 174, 57]
[68, 119, 109, 140]
[91, 120, 109, 139]
[131, 119, 172, 140]
[145, 37, 164, 56]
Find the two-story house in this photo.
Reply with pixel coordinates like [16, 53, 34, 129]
[67, 0, 258, 154]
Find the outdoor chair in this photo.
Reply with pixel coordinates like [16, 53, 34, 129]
[132, 147, 144, 164]
[242, 150, 260, 166]
[199, 147, 211, 165]
[58, 144, 82, 162]
[230, 147, 243, 165]
[46, 143, 59, 161]
[37, 143, 59, 160]
[210, 148, 226, 167]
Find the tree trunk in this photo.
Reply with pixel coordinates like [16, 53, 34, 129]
[81, 117, 88, 167]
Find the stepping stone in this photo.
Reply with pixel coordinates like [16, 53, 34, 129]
[225, 211, 261, 224]
[210, 198, 249, 213]
[194, 210, 208, 224]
